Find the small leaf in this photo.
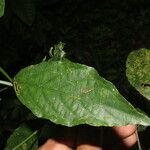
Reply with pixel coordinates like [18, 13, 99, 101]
[0, 0, 5, 17]
[49, 42, 66, 60]
[5, 124, 38, 150]
[13, 57, 150, 127]
[10, 0, 35, 26]
[126, 48, 150, 100]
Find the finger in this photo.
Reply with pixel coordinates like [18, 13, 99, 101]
[109, 132, 137, 150]
[121, 132, 137, 148]
[103, 125, 137, 148]
[77, 144, 103, 150]
[112, 125, 137, 139]
[38, 139, 73, 150]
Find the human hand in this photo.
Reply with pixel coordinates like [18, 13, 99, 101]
[38, 125, 137, 150]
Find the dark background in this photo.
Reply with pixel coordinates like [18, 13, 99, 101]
[0, 0, 150, 149]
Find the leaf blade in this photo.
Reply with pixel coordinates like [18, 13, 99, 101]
[126, 48, 150, 100]
[14, 58, 150, 127]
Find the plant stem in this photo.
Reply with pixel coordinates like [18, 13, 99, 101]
[136, 130, 142, 150]
[0, 87, 9, 92]
[0, 67, 12, 82]
[0, 80, 13, 87]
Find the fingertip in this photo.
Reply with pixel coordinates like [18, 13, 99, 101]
[112, 125, 137, 138]
[38, 139, 73, 150]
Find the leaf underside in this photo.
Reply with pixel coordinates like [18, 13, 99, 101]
[13, 58, 150, 127]
[126, 48, 150, 100]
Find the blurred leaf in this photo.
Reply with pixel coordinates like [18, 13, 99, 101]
[126, 48, 150, 100]
[138, 125, 148, 132]
[12, 44, 150, 127]
[4, 124, 38, 150]
[10, 0, 35, 26]
[0, 0, 5, 17]
[0, 98, 34, 121]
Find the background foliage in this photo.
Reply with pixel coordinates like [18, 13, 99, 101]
[0, 0, 150, 149]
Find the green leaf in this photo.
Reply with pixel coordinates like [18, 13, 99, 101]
[0, 0, 5, 17]
[10, 0, 35, 26]
[126, 48, 150, 100]
[5, 124, 38, 150]
[13, 57, 150, 127]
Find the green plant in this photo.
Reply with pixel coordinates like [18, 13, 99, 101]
[0, 0, 5, 17]
[0, 42, 150, 149]
[126, 48, 150, 100]
[4, 124, 38, 150]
